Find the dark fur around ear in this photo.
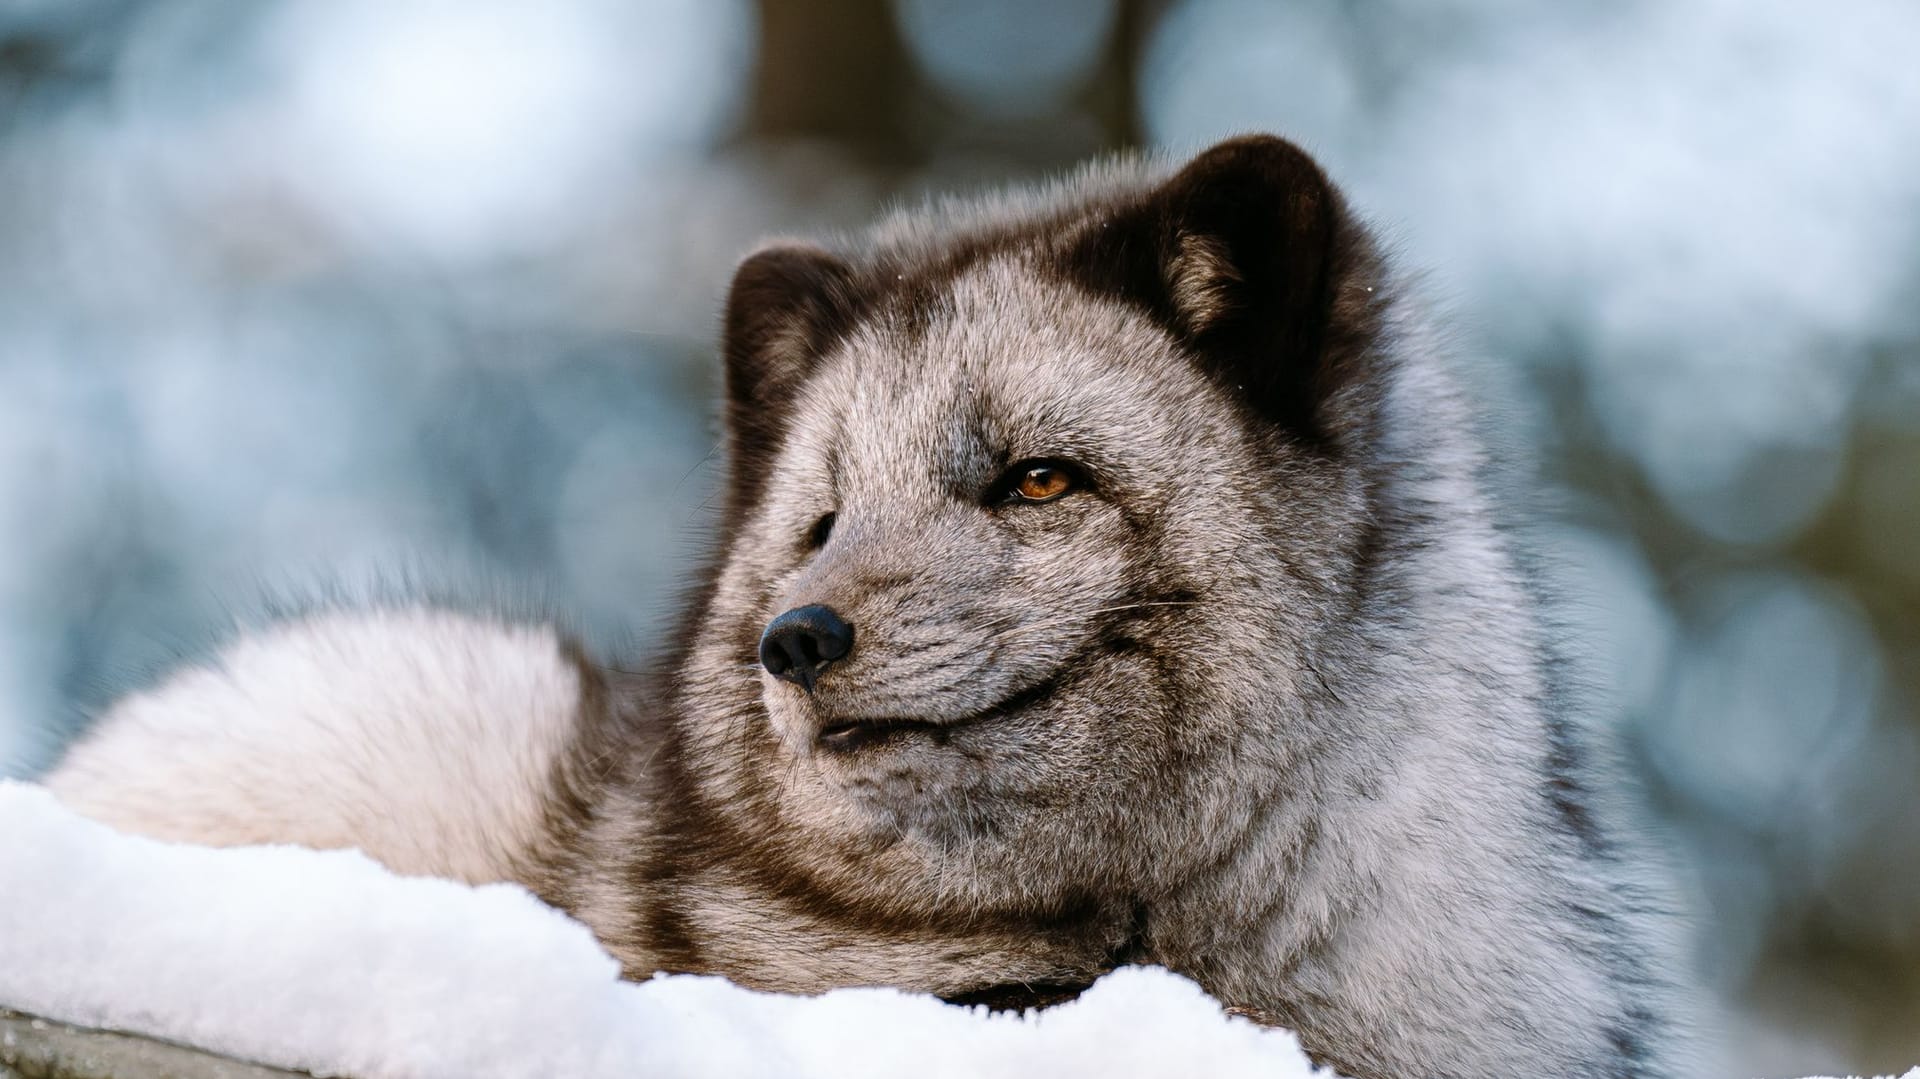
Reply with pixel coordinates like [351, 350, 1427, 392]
[1059, 135, 1379, 446]
[721, 243, 858, 507]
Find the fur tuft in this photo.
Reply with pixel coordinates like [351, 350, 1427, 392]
[48, 608, 590, 885]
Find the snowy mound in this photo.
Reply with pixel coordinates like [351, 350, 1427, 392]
[8, 781, 1919, 1079]
[0, 780, 1333, 1079]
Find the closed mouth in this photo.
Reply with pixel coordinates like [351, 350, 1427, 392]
[811, 673, 1065, 755]
[815, 716, 954, 753]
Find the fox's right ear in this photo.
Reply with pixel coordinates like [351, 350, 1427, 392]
[721, 243, 857, 484]
[723, 243, 856, 414]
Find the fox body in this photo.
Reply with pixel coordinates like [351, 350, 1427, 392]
[48, 136, 1682, 1078]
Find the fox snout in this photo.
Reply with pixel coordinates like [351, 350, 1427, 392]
[757, 604, 855, 693]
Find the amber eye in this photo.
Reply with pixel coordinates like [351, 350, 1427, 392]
[1011, 463, 1076, 502]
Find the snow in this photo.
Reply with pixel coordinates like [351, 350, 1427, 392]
[0, 780, 1333, 1079]
[6, 779, 1919, 1079]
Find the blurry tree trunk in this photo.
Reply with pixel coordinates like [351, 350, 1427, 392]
[747, 0, 1149, 166]
[747, 0, 919, 163]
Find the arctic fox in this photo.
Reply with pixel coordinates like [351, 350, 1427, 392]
[48, 135, 1684, 1078]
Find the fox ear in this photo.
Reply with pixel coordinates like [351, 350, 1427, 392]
[721, 243, 858, 479]
[720, 243, 858, 514]
[1062, 135, 1377, 445]
[723, 243, 857, 413]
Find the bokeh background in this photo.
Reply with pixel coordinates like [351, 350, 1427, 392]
[0, 2, 1915, 1074]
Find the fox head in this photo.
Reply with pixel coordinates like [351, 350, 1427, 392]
[670, 135, 1391, 955]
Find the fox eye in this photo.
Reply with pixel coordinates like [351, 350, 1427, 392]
[994, 459, 1082, 504]
[807, 512, 836, 549]
[1017, 467, 1072, 501]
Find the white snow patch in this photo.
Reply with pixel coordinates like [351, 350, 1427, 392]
[0, 780, 1333, 1079]
[7, 780, 1916, 1079]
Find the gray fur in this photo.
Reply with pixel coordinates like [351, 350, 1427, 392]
[46, 136, 1688, 1078]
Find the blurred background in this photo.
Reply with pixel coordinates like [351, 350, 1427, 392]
[0, 1, 1914, 1074]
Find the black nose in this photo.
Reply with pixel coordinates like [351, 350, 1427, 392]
[758, 604, 854, 693]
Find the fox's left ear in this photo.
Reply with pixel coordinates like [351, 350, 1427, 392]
[1059, 135, 1382, 446]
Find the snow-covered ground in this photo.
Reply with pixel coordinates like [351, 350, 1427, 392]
[2, 779, 1915, 1079]
[0, 780, 1332, 1079]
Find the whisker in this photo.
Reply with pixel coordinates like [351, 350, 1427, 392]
[977, 600, 1204, 646]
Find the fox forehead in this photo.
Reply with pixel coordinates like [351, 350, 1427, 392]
[778, 259, 1235, 493]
